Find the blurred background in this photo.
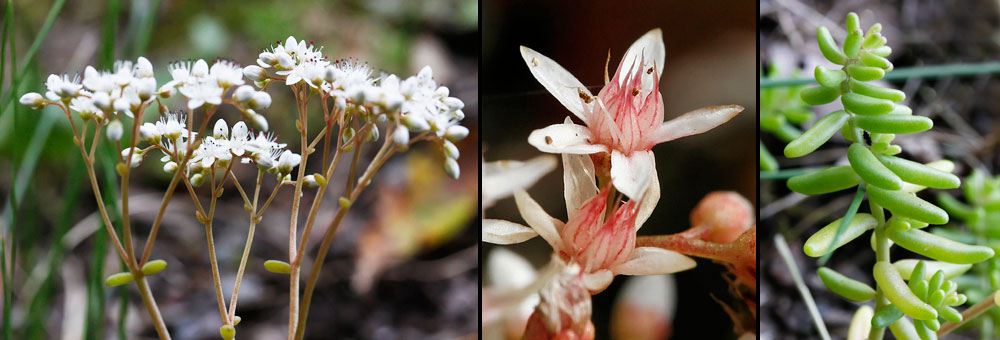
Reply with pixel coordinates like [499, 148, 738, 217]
[761, 0, 1000, 339]
[482, 0, 756, 339]
[0, 0, 478, 339]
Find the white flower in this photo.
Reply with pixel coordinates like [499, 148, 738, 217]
[249, 91, 271, 110]
[44, 74, 82, 100]
[210, 60, 245, 88]
[82, 66, 117, 94]
[243, 65, 266, 82]
[247, 111, 269, 132]
[233, 85, 255, 103]
[326, 58, 374, 102]
[445, 125, 469, 142]
[261, 36, 329, 86]
[156, 111, 189, 141]
[134, 56, 154, 78]
[392, 127, 409, 148]
[135, 77, 157, 101]
[19, 92, 45, 109]
[194, 137, 232, 168]
[140, 122, 162, 144]
[243, 131, 285, 170]
[303, 175, 318, 187]
[179, 81, 223, 109]
[257, 51, 277, 68]
[276, 150, 301, 174]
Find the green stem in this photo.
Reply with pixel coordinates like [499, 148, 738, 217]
[761, 62, 1000, 88]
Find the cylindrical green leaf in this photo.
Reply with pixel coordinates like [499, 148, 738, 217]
[141, 259, 168, 276]
[853, 115, 932, 134]
[867, 186, 949, 225]
[817, 26, 847, 64]
[876, 155, 960, 189]
[860, 51, 893, 70]
[760, 142, 778, 171]
[872, 304, 904, 329]
[936, 193, 972, 220]
[849, 80, 905, 102]
[886, 227, 995, 264]
[846, 12, 861, 32]
[848, 143, 903, 190]
[815, 65, 847, 88]
[893, 260, 972, 281]
[818, 267, 876, 301]
[913, 320, 937, 340]
[847, 64, 886, 81]
[900, 160, 955, 193]
[844, 29, 864, 59]
[842, 92, 894, 115]
[874, 261, 938, 320]
[908, 261, 926, 290]
[871, 46, 892, 57]
[784, 110, 849, 158]
[801, 85, 842, 105]
[842, 119, 859, 142]
[888, 314, 921, 340]
[787, 166, 861, 195]
[889, 104, 913, 116]
[938, 306, 962, 323]
[863, 30, 884, 49]
[803, 213, 877, 257]
[849, 305, 875, 340]
[264, 260, 292, 274]
[105, 272, 135, 287]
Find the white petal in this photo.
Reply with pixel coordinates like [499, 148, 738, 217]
[527, 123, 606, 155]
[619, 28, 666, 85]
[482, 219, 538, 245]
[635, 157, 660, 231]
[582, 269, 614, 293]
[611, 247, 696, 275]
[653, 105, 743, 143]
[513, 190, 564, 251]
[487, 247, 537, 289]
[483, 155, 558, 208]
[610, 150, 654, 200]
[562, 153, 598, 216]
[519, 46, 591, 123]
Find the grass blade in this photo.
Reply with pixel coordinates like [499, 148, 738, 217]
[819, 184, 867, 265]
[761, 62, 1000, 88]
[775, 233, 832, 340]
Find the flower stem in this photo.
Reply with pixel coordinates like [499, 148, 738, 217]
[228, 169, 264, 322]
[938, 289, 999, 336]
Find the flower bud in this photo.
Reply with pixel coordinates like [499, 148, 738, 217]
[93, 92, 113, 111]
[368, 125, 380, 142]
[258, 52, 277, 67]
[303, 175, 318, 187]
[445, 125, 469, 142]
[105, 272, 135, 287]
[219, 325, 236, 340]
[113, 98, 130, 115]
[243, 65, 266, 81]
[688, 191, 754, 243]
[140, 122, 161, 144]
[264, 260, 292, 274]
[434, 86, 449, 98]
[107, 120, 124, 141]
[163, 161, 178, 174]
[135, 56, 154, 78]
[392, 128, 409, 149]
[19, 92, 45, 110]
[444, 157, 460, 179]
[442, 140, 459, 159]
[343, 127, 356, 141]
[191, 173, 205, 187]
[611, 275, 675, 340]
[250, 91, 271, 110]
[233, 85, 254, 103]
[248, 111, 269, 132]
[444, 97, 464, 111]
[213, 119, 229, 138]
[277, 150, 301, 174]
[136, 77, 157, 102]
[141, 259, 168, 276]
[121, 147, 143, 168]
[157, 84, 176, 98]
[402, 114, 430, 132]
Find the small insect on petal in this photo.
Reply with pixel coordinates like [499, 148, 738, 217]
[264, 260, 292, 274]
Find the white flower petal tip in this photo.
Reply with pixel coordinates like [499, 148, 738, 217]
[483, 155, 558, 208]
[609, 150, 654, 200]
[635, 162, 660, 231]
[519, 45, 591, 122]
[527, 123, 606, 155]
[483, 219, 539, 245]
[582, 269, 614, 294]
[486, 247, 537, 289]
[654, 104, 744, 143]
[611, 247, 696, 276]
[620, 28, 666, 84]
[512, 190, 564, 251]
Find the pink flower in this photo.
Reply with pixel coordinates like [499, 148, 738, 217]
[520, 29, 743, 199]
[483, 154, 694, 293]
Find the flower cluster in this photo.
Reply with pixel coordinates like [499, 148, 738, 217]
[246, 36, 469, 178]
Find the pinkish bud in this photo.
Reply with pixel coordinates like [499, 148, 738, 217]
[522, 266, 595, 340]
[688, 191, 754, 243]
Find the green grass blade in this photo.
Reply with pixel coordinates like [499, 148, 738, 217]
[819, 184, 867, 265]
[775, 233, 832, 340]
[761, 62, 1000, 88]
[0, 0, 66, 119]
[760, 167, 819, 180]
